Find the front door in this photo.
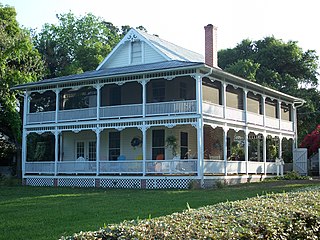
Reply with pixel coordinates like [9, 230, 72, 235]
[76, 140, 96, 161]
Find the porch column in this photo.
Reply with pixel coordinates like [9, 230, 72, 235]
[278, 136, 283, 159]
[55, 88, 61, 123]
[140, 125, 148, 176]
[292, 105, 298, 148]
[95, 127, 101, 176]
[22, 91, 29, 177]
[263, 133, 267, 175]
[139, 79, 149, 118]
[278, 100, 282, 130]
[245, 128, 249, 175]
[222, 82, 227, 118]
[196, 119, 204, 182]
[54, 128, 59, 176]
[262, 95, 266, 127]
[95, 84, 102, 120]
[243, 89, 248, 123]
[223, 126, 228, 176]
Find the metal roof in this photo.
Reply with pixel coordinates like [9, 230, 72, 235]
[12, 60, 203, 89]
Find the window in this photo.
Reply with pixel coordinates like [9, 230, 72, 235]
[76, 142, 85, 159]
[152, 129, 165, 160]
[109, 86, 121, 105]
[152, 81, 165, 102]
[180, 82, 187, 100]
[180, 132, 188, 159]
[131, 41, 142, 64]
[88, 141, 96, 161]
[109, 132, 120, 160]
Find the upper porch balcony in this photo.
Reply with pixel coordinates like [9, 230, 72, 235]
[25, 76, 295, 132]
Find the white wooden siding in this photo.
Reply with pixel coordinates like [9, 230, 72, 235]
[103, 43, 130, 68]
[144, 43, 166, 63]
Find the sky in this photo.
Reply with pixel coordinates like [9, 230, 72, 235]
[1, 0, 320, 61]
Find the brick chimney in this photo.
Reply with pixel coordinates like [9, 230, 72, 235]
[204, 24, 218, 68]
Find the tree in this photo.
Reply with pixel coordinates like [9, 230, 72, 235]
[218, 36, 319, 142]
[300, 124, 320, 157]
[0, 4, 45, 172]
[33, 12, 122, 78]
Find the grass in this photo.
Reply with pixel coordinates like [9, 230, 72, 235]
[0, 180, 319, 240]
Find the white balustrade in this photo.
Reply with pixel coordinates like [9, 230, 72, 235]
[225, 107, 245, 122]
[281, 120, 293, 131]
[247, 161, 264, 174]
[265, 116, 280, 129]
[57, 161, 96, 174]
[145, 159, 197, 174]
[99, 160, 143, 174]
[58, 107, 97, 121]
[203, 160, 224, 174]
[25, 162, 55, 174]
[247, 112, 264, 125]
[27, 111, 55, 124]
[266, 162, 277, 174]
[100, 104, 143, 119]
[202, 102, 223, 118]
[226, 161, 247, 174]
[146, 100, 196, 116]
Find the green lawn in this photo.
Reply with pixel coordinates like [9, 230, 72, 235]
[0, 180, 319, 240]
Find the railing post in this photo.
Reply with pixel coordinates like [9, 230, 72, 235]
[243, 89, 248, 123]
[222, 82, 227, 119]
[262, 95, 266, 127]
[263, 132, 267, 175]
[55, 88, 61, 123]
[245, 128, 249, 175]
[223, 125, 228, 176]
[278, 100, 282, 130]
[95, 127, 101, 176]
[139, 125, 148, 176]
[95, 84, 102, 121]
[54, 128, 60, 176]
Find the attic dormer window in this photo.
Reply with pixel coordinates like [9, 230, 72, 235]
[131, 41, 142, 64]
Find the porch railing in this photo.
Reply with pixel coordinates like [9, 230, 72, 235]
[99, 160, 143, 174]
[57, 161, 97, 174]
[281, 120, 293, 131]
[202, 102, 223, 118]
[146, 100, 197, 116]
[25, 161, 55, 174]
[225, 107, 245, 122]
[100, 104, 142, 119]
[247, 112, 264, 125]
[27, 111, 55, 124]
[145, 159, 197, 174]
[265, 116, 280, 129]
[58, 108, 97, 121]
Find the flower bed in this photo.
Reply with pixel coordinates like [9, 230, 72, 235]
[61, 186, 320, 240]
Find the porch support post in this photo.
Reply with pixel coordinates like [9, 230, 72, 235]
[278, 135, 283, 159]
[95, 84, 102, 120]
[263, 132, 267, 175]
[55, 88, 61, 123]
[95, 127, 101, 176]
[222, 82, 227, 118]
[245, 128, 249, 175]
[243, 89, 248, 123]
[278, 100, 282, 130]
[292, 105, 298, 148]
[22, 91, 29, 177]
[54, 128, 59, 176]
[139, 79, 149, 118]
[223, 126, 228, 176]
[262, 95, 266, 127]
[140, 125, 147, 176]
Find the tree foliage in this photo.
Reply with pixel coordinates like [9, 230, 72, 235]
[33, 12, 123, 78]
[300, 124, 320, 157]
[218, 36, 320, 142]
[0, 4, 45, 165]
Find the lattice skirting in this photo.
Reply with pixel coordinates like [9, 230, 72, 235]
[26, 178, 54, 187]
[58, 178, 95, 187]
[146, 178, 193, 189]
[24, 177, 198, 189]
[100, 179, 141, 188]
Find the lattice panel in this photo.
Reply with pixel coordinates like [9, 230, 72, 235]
[146, 179, 191, 189]
[26, 178, 54, 187]
[100, 179, 141, 188]
[58, 178, 95, 187]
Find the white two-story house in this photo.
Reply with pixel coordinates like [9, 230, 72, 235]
[13, 24, 303, 188]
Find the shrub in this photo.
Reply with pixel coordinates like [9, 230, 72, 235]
[61, 186, 320, 240]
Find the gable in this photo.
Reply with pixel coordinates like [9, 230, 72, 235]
[97, 28, 204, 70]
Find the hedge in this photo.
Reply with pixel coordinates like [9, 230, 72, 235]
[61, 186, 320, 240]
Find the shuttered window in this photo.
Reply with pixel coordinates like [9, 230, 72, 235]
[131, 41, 142, 64]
